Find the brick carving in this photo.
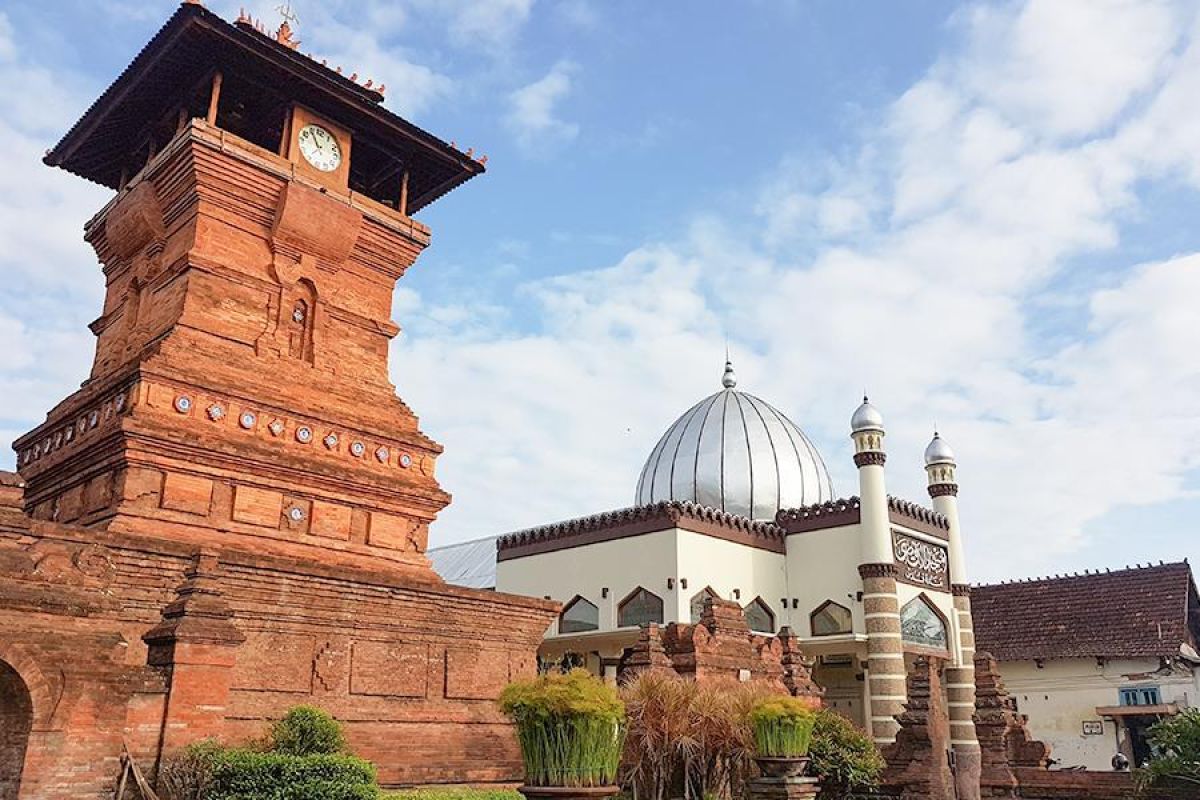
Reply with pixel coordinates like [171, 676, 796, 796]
[619, 600, 822, 702]
[973, 651, 1051, 797]
[880, 656, 955, 800]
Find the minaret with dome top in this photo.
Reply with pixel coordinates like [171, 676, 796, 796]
[850, 398, 908, 745]
[926, 432, 982, 800]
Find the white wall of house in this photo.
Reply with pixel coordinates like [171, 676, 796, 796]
[997, 657, 1200, 770]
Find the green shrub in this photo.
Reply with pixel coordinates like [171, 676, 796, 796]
[499, 669, 625, 787]
[205, 749, 378, 800]
[270, 705, 348, 756]
[1137, 708, 1200, 792]
[748, 696, 820, 758]
[807, 710, 884, 794]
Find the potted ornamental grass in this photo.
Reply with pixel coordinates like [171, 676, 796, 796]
[499, 669, 626, 800]
[748, 696, 820, 778]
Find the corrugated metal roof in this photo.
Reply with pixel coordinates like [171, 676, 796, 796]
[428, 536, 499, 590]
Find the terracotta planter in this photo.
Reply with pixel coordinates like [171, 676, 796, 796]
[754, 755, 811, 778]
[517, 785, 621, 800]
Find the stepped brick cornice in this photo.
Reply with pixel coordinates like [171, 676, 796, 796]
[496, 500, 786, 560]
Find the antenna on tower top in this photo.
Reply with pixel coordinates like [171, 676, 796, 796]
[276, 2, 300, 25]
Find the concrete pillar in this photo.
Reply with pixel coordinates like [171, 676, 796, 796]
[926, 433, 980, 800]
[851, 398, 906, 745]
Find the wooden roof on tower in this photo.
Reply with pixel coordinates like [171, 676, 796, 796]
[43, 2, 484, 213]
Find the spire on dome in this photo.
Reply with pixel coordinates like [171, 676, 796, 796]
[721, 358, 737, 389]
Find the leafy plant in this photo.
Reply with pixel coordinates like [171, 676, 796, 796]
[806, 710, 884, 795]
[1137, 708, 1200, 791]
[499, 668, 626, 787]
[748, 696, 820, 758]
[205, 750, 378, 800]
[270, 705, 347, 756]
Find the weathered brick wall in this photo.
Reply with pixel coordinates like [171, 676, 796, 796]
[0, 511, 557, 797]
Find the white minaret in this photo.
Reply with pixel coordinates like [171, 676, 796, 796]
[851, 398, 906, 745]
[925, 432, 981, 800]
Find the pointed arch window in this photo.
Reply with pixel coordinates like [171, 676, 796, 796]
[559, 596, 600, 634]
[618, 587, 664, 628]
[690, 587, 719, 623]
[744, 597, 775, 634]
[900, 595, 948, 650]
[810, 600, 853, 636]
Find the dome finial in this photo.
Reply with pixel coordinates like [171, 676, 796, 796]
[721, 354, 737, 389]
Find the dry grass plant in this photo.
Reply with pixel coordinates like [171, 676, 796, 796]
[620, 671, 780, 800]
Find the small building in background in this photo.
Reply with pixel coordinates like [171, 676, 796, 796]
[972, 561, 1200, 771]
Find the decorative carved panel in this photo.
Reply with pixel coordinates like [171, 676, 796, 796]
[892, 531, 949, 590]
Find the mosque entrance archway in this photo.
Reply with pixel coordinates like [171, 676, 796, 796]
[0, 659, 33, 800]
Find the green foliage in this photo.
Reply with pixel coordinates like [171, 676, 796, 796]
[806, 710, 884, 794]
[748, 697, 819, 758]
[381, 790, 521, 800]
[1137, 708, 1200, 791]
[205, 750, 379, 800]
[270, 705, 348, 756]
[499, 669, 626, 787]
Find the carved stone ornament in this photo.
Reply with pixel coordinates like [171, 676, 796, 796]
[892, 531, 950, 590]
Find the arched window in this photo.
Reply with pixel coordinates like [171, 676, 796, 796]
[618, 587, 664, 628]
[689, 587, 719, 623]
[559, 596, 599, 634]
[810, 600, 853, 636]
[744, 597, 775, 634]
[900, 595, 948, 650]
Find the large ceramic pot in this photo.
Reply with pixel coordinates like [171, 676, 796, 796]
[518, 786, 621, 800]
[753, 755, 811, 779]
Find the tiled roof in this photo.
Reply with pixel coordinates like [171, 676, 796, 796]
[973, 562, 1199, 661]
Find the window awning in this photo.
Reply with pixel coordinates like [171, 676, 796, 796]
[1095, 704, 1178, 717]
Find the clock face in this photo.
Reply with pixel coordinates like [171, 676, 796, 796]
[297, 124, 342, 172]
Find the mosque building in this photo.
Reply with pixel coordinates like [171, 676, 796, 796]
[433, 360, 980, 752]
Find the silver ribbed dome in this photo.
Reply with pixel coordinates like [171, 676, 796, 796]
[635, 362, 834, 520]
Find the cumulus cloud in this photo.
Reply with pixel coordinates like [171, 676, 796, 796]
[397, 0, 1200, 581]
[505, 61, 580, 153]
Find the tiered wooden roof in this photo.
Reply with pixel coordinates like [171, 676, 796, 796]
[43, 2, 483, 213]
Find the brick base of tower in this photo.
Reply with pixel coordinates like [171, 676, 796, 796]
[0, 490, 556, 799]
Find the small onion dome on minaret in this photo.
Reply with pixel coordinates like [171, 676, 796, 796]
[850, 397, 885, 466]
[924, 431, 958, 496]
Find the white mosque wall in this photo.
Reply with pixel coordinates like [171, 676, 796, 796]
[783, 523, 864, 637]
[675, 529, 787, 626]
[496, 528, 681, 632]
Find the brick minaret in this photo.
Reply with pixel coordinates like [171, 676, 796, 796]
[12, 6, 490, 581]
[851, 399, 906, 745]
[925, 433, 980, 800]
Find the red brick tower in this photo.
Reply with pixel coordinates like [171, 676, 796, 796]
[15, 4, 477, 578]
[0, 6, 555, 798]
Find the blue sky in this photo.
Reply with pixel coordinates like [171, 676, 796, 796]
[1, 0, 1198, 582]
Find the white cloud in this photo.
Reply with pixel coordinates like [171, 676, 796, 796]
[505, 60, 580, 153]
[401, 0, 1200, 583]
